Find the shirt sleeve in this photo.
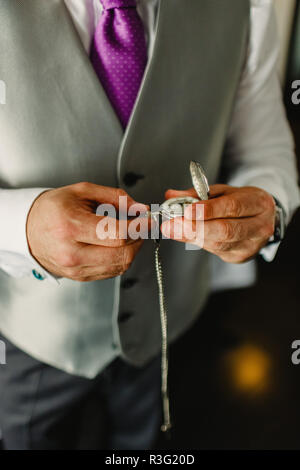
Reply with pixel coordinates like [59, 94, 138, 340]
[224, 0, 300, 260]
[0, 188, 58, 283]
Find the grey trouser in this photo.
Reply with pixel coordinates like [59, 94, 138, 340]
[0, 335, 161, 450]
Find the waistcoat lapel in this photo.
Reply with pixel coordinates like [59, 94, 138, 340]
[0, 0, 249, 195]
[0, 0, 123, 188]
[118, 0, 250, 203]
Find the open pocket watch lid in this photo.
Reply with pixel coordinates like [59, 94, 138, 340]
[158, 162, 209, 220]
[190, 161, 209, 201]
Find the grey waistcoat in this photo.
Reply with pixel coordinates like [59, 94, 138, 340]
[0, 0, 249, 378]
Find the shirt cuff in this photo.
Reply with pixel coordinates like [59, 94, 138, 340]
[0, 188, 58, 284]
[226, 171, 298, 263]
[260, 241, 280, 262]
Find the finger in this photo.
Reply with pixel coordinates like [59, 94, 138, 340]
[208, 239, 266, 264]
[73, 239, 144, 268]
[70, 214, 135, 247]
[62, 264, 133, 282]
[164, 188, 197, 200]
[208, 184, 232, 197]
[203, 217, 274, 242]
[161, 217, 204, 247]
[69, 209, 151, 247]
[70, 182, 149, 244]
[164, 184, 228, 201]
[185, 189, 271, 220]
[73, 182, 144, 209]
[202, 239, 241, 253]
[202, 238, 265, 255]
[161, 215, 272, 244]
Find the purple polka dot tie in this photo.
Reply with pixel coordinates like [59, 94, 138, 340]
[91, 0, 148, 128]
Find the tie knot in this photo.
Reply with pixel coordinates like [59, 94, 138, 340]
[100, 0, 137, 10]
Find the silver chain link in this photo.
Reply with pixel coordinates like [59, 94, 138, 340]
[149, 161, 209, 433]
[154, 238, 171, 432]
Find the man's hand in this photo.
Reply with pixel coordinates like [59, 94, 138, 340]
[27, 182, 148, 281]
[161, 185, 276, 264]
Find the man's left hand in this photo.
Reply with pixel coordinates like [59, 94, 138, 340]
[161, 185, 276, 264]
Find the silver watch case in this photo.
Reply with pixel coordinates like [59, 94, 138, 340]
[157, 161, 210, 220]
[160, 197, 199, 220]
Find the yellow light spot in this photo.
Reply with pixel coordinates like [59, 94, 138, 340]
[224, 344, 271, 394]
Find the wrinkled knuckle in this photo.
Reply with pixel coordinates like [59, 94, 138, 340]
[213, 241, 230, 252]
[112, 263, 127, 276]
[74, 181, 91, 193]
[228, 197, 241, 217]
[57, 251, 79, 269]
[219, 221, 233, 241]
[235, 221, 244, 240]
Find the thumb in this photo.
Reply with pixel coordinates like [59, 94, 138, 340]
[74, 182, 148, 211]
[164, 188, 197, 200]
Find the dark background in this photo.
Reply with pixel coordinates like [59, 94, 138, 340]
[156, 5, 300, 450]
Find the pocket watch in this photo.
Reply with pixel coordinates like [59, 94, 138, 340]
[152, 161, 210, 433]
[147, 161, 210, 223]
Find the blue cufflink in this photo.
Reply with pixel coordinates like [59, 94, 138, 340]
[32, 269, 45, 281]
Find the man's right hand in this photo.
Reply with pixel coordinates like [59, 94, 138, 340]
[26, 182, 148, 281]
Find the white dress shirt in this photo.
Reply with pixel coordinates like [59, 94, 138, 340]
[0, 0, 298, 285]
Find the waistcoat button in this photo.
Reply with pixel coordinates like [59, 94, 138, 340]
[123, 172, 144, 187]
[121, 278, 138, 289]
[119, 312, 133, 323]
